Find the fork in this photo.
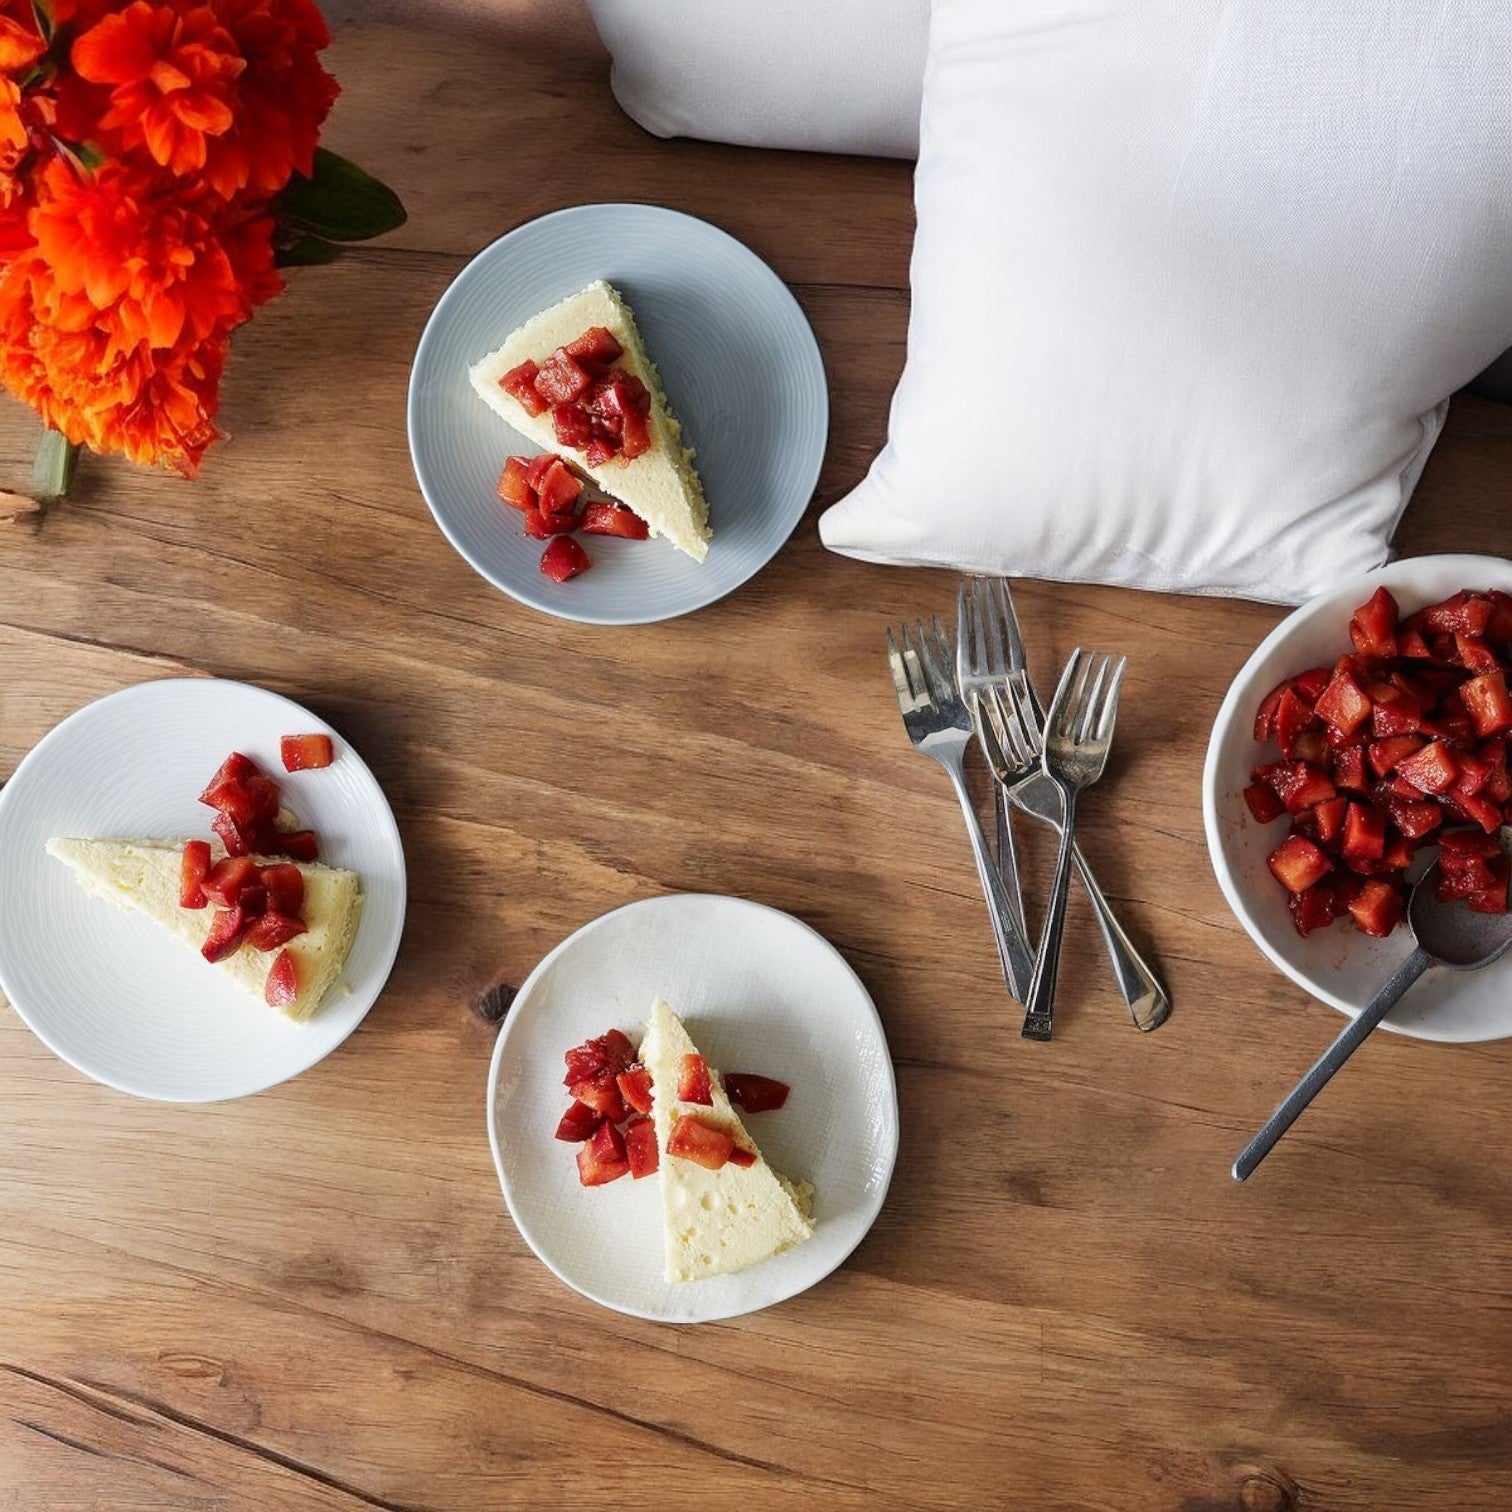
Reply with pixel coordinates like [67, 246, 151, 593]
[1011, 649, 1127, 1041]
[887, 618, 1037, 1003]
[955, 586, 1031, 953]
[964, 578, 1169, 1034]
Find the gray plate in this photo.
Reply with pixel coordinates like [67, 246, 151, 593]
[408, 203, 828, 625]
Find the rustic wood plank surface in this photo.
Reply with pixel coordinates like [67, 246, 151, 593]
[3, 22, 1511, 1512]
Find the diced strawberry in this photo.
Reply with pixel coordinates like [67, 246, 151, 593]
[1378, 834, 1417, 872]
[277, 830, 320, 862]
[1456, 751, 1493, 797]
[524, 454, 556, 492]
[564, 326, 623, 367]
[202, 856, 259, 908]
[1367, 735, 1425, 779]
[535, 459, 584, 516]
[666, 1114, 733, 1170]
[243, 911, 307, 952]
[1243, 782, 1287, 823]
[1274, 687, 1318, 760]
[1281, 763, 1336, 815]
[210, 809, 251, 858]
[1254, 683, 1288, 742]
[584, 439, 614, 468]
[540, 536, 591, 582]
[1397, 741, 1459, 795]
[677, 1053, 714, 1106]
[1293, 668, 1332, 704]
[1269, 835, 1331, 894]
[617, 1066, 654, 1115]
[1348, 879, 1405, 938]
[522, 507, 577, 539]
[1385, 798, 1442, 840]
[1439, 827, 1502, 861]
[534, 349, 592, 406]
[724, 1074, 790, 1114]
[1348, 588, 1400, 658]
[563, 1041, 608, 1086]
[1422, 591, 1493, 639]
[579, 502, 650, 539]
[1461, 671, 1512, 738]
[623, 1116, 659, 1179]
[1311, 796, 1348, 844]
[554, 1100, 603, 1143]
[598, 1028, 636, 1070]
[264, 948, 298, 1007]
[1332, 745, 1368, 793]
[179, 839, 212, 909]
[497, 456, 535, 510]
[551, 403, 594, 451]
[280, 734, 334, 772]
[569, 1072, 628, 1123]
[726, 1146, 757, 1168]
[619, 406, 651, 460]
[1290, 882, 1341, 935]
[1443, 789, 1504, 834]
[576, 1121, 630, 1186]
[1455, 635, 1501, 676]
[201, 905, 247, 963]
[1291, 729, 1328, 766]
[198, 753, 258, 806]
[258, 864, 304, 917]
[500, 360, 548, 417]
[1341, 802, 1386, 861]
[1487, 590, 1512, 644]
[1313, 671, 1372, 737]
[1398, 627, 1433, 659]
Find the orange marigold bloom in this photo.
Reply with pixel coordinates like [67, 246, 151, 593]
[72, 2, 244, 176]
[205, 0, 336, 198]
[0, 10, 46, 71]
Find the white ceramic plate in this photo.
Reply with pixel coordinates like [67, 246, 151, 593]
[486, 894, 898, 1322]
[1203, 553, 1512, 1043]
[0, 679, 406, 1099]
[408, 202, 828, 625]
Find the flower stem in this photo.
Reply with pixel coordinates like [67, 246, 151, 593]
[31, 428, 79, 500]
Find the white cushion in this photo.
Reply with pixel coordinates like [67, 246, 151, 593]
[819, 0, 1512, 604]
[585, 0, 928, 159]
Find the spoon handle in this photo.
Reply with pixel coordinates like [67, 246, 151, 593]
[1232, 947, 1432, 1182]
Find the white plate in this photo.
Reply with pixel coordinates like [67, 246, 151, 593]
[408, 202, 828, 626]
[0, 679, 406, 1099]
[1203, 553, 1512, 1043]
[486, 894, 898, 1322]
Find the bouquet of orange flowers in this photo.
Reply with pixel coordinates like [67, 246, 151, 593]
[0, 0, 403, 488]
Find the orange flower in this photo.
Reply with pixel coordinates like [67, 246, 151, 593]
[72, 2, 244, 175]
[205, 0, 336, 198]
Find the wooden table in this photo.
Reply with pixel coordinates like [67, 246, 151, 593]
[4, 22, 1512, 1512]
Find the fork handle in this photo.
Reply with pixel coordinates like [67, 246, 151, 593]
[1072, 848, 1170, 1031]
[948, 770, 1036, 1003]
[1021, 787, 1079, 1040]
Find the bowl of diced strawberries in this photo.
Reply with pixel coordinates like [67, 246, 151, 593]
[1203, 554, 1512, 1043]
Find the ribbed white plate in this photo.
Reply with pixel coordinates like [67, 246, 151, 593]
[487, 895, 898, 1322]
[408, 203, 828, 625]
[0, 679, 406, 1100]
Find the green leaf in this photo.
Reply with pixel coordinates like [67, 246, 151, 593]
[277, 148, 406, 243]
[31, 0, 53, 42]
[276, 234, 345, 268]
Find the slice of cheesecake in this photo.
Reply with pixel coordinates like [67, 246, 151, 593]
[640, 997, 813, 1283]
[46, 838, 362, 1022]
[469, 280, 712, 562]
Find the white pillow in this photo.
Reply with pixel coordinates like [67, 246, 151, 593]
[584, 0, 928, 159]
[819, 0, 1512, 604]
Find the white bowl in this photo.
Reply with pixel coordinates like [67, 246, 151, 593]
[1202, 553, 1512, 1044]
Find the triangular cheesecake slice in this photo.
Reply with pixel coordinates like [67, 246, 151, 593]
[640, 997, 813, 1282]
[46, 839, 362, 1022]
[469, 280, 712, 561]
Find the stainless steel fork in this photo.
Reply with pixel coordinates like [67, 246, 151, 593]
[887, 617, 1036, 1003]
[966, 578, 1170, 1034]
[1012, 649, 1127, 1041]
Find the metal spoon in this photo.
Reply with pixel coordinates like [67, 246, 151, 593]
[1233, 832, 1512, 1182]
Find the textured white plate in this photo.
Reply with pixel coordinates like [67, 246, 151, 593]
[0, 679, 406, 1099]
[1203, 554, 1512, 1043]
[486, 894, 898, 1322]
[408, 202, 828, 625]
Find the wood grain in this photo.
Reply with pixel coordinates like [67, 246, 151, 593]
[3, 22, 1512, 1511]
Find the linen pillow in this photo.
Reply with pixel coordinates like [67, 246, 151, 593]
[584, 0, 929, 159]
[819, 0, 1512, 604]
